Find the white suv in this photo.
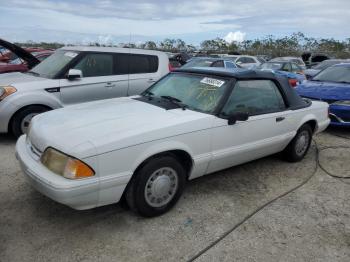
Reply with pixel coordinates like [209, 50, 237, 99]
[222, 55, 263, 69]
[0, 46, 169, 137]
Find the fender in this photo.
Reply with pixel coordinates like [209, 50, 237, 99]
[130, 140, 195, 174]
[1, 90, 63, 133]
[297, 112, 318, 132]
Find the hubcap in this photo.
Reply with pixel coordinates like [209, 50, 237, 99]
[21, 113, 38, 134]
[295, 130, 310, 156]
[144, 167, 178, 208]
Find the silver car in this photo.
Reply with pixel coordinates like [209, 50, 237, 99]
[0, 46, 169, 137]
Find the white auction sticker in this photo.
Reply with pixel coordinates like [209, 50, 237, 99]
[200, 77, 225, 88]
[64, 52, 78, 58]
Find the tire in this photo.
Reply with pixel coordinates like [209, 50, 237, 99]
[283, 124, 313, 162]
[125, 155, 186, 217]
[11, 105, 49, 138]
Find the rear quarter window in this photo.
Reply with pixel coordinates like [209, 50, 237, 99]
[129, 54, 159, 74]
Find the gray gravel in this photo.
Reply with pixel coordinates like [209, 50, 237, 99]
[0, 127, 349, 262]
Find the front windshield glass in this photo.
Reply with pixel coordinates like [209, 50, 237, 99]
[181, 59, 214, 68]
[313, 66, 350, 83]
[145, 73, 230, 113]
[313, 60, 341, 70]
[260, 62, 283, 70]
[29, 50, 79, 78]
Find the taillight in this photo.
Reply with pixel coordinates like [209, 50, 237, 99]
[288, 78, 298, 88]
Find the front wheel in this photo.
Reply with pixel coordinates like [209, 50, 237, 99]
[283, 124, 313, 162]
[11, 106, 49, 138]
[125, 155, 186, 217]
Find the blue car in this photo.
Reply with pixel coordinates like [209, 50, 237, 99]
[258, 61, 306, 87]
[296, 63, 350, 126]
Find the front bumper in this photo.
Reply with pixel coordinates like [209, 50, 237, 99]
[0, 99, 17, 133]
[16, 135, 100, 210]
[329, 104, 350, 127]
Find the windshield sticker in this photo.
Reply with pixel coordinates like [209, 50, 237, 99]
[64, 52, 78, 58]
[200, 77, 225, 88]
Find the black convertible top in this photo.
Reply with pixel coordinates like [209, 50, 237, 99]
[174, 67, 310, 110]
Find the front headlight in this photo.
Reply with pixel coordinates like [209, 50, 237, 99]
[332, 100, 350, 106]
[41, 148, 95, 179]
[0, 86, 17, 100]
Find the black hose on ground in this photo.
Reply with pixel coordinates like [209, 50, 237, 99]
[187, 133, 350, 261]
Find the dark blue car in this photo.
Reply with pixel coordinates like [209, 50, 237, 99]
[258, 61, 306, 87]
[296, 63, 350, 126]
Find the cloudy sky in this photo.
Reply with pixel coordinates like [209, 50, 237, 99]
[0, 0, 349, 45]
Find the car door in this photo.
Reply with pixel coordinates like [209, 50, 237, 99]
[207, 79, 295, 173]
[59, 52, 129, 105]
[236, 57, 256, 68]
[224, 61, 237, 69]
[127, 54, 160, 96]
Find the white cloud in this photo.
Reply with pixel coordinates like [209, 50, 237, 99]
[224, 31, 246, 43]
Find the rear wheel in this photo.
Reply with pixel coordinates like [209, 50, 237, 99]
[283, 124, 312, 162]
[11, 105, 49, 138]
[125, 155, 186, 217]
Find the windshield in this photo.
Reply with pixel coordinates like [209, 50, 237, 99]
[260, 62, 283, 70]
[182, 59, 214, 68]
[313, 66, 350, 83]
[29, 50, 79, 78]
[312, 60, 342, 70]
[9, 58, 23, 65]
[145, 73, 230, 113]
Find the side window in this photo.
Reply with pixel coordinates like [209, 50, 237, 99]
[211, 60, 224, 67]
[291, 63, 300, 72]
[236, 57, 245, 64]
[114, 53, 130, 75]
[244, 57, 256, 63]
[128, 54, 159, 74]
[221, 80, 286, 116]
[73, 53, 113, 77]
[225, 61, 236, 68]
[282, 63, 292, 72]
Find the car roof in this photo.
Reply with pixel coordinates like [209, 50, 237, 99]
[175, 67, 276, 79]
[333, 63, 350, 67]
[60, 46, 166, 56]
[174, 67, 308, 110]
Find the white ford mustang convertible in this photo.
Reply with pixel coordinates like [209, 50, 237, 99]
[16, 67, 330, 217]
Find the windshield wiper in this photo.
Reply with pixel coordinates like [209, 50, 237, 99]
[161, 95, 187, 110]
[25, 71, 40, 77]
[143, 90, 154, 100]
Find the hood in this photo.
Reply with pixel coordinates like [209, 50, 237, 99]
[0, 72, 46, 86]
[28, 97, 213, 158]
[296, 80, 350, 101]
[0, 38, 40, 68]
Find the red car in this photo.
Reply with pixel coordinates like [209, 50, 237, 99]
[0, 51, 53, 74]
[0, 39, 53, 74]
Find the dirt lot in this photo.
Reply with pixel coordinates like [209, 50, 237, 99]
[0, 128, 349, 262]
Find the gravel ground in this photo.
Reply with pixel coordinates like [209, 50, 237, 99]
[0, 127, 349, 262]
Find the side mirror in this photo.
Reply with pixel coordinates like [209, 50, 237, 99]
[227, 112, 249, 125]
[236, 61, 242, 65]
[67, 69, 82, 80]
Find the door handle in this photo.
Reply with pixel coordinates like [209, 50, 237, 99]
[276, 117, 285, 122]
[147, 78, 156, 83]
[105, 82, 116, 88]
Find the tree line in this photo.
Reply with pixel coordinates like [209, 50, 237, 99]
[14, 32, 350, 58]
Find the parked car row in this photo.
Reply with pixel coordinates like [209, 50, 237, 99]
[1, 39, 348, 217]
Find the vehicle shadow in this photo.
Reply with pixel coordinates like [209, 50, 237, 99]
[0, 133, 16, 144]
